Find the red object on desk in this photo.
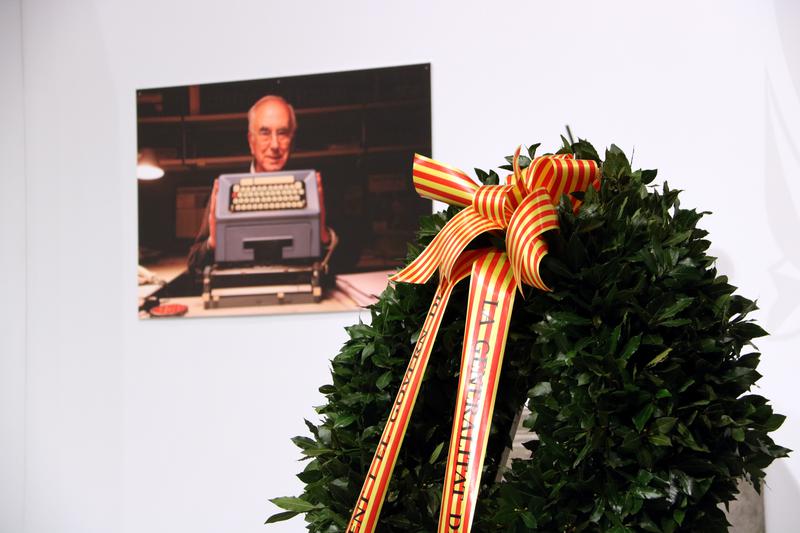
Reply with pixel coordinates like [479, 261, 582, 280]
[149, 303, 188, 318]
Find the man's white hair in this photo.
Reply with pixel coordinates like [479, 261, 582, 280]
[247, 95, 297, 134]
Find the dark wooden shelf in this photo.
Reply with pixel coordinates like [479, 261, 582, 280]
[159, 144, 427, 171]
[138, 99, 428, 126]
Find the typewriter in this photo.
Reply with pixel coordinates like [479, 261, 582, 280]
[202, 170, 333, 308]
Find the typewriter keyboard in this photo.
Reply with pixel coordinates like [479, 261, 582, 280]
[229, 175, 306, 212]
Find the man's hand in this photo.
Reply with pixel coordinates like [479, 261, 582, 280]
[207, 179, 219, 250]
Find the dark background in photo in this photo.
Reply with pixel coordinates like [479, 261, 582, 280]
[137, 64, 432, 275]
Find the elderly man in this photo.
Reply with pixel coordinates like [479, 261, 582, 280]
[187, 95, 299, 273]
[247, 94, 296, 172]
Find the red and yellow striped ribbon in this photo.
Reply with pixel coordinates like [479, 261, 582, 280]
[347, 148, 600, 533]
[439, 251, 516, 533]
[394, 151, 598, 289]
[412, 154, 479, 207]
[347, 249, 483, 533]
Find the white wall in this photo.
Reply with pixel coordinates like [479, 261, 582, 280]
[757, 1, 800, 529]
[0, 1, 27, 532]
[7, 1, 800, 532]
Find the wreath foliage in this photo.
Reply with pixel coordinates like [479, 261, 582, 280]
[269, 139, 788, 532]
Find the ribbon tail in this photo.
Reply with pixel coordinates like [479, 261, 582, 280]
[346, 250, 484, 533]
[437, 252, 517, 533]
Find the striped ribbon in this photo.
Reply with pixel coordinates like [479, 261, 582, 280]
[347, 147, 600, 533]
[347, 249, 483, 533]
[439, 251, 516, 532]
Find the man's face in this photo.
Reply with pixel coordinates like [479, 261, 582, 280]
[248, 100, 294, 172]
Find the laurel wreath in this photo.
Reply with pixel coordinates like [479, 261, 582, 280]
[269, 139, 788, 532]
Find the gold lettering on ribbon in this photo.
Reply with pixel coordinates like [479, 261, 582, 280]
[440, 256, 515, 533]
[347, 149, 599, 533]
[348, 280, 461, 533]
[349, 291, 443, 532]
[449, 298, 497, 514]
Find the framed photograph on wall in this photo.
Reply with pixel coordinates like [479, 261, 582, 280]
[136, 64, 432, 319]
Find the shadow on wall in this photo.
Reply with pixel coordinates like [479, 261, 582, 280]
[774, 0, 800, 94]
[765, 0, 800, 340]
[764, 93, 800, 339]
[764, 461, 800, 531]
[763, 2, 800, 532]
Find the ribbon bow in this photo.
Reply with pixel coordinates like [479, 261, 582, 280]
[347, 148, 600, 533]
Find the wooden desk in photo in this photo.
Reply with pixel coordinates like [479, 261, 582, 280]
[138, 257, 390, 319]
